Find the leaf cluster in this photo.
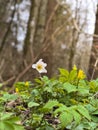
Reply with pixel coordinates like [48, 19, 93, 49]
[0, 68, 98, 130]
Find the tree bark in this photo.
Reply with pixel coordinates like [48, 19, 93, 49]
[0, 0, 31, 81]
[51, 0, 98, 74]
[0, 0, 97, 82]
[72, 0, 98, 73]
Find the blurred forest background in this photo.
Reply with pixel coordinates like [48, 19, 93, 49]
[0, 0, 98, 86]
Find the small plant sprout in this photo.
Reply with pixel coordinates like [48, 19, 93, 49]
[32, 59, 47, 73]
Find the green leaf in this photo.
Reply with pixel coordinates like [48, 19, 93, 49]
[69, 70, 77, 81]
[54, 105, 67, 115]
[0, 121, 5, 130]
[1, 121, 14, 130]
[59, 112, 73, 128]
[45, 125, 54, 130]
[0, 83, 3, 88]
[92, 109, 98, 115]
[59, 68, 69, 76]
[41, 76, 49, 83]
[63, 82, 77, 93]
[91, 115, 98, 123]
[77, 87, 89, 96]
[71, 110, 82, 125]
[14, 124, 24, 130]
[42, 100, 59, 112]
[14, 82, 25, 87]
[3, 93, 18, 101]
[0, 113, 13, 120]
[44, 86, 53, 93]
[28, 101, 39, 108]
[32, 114, 43, 122]
[75, 124, 86, 130]
[77, 105, 91, 120]
[75, 121, 97, 130]
[38, 124, 54, 130]
[35, 78, 43, 84]
[0, 113, 24, 130]
[85, 104, 96, 113]
[7, 117, 20, 122]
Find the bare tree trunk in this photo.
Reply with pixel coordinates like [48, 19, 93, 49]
[0, 0, 31, 81]
[72, 0, 98, 73]
[0, 0, 18, 81]
[24, 0, 49, 77]
[50, 0, 98, 74]
[0, 0, 97, 83]
[89, 7, 98, 79]
[24, 0, 48, 55]
[50, 4, 74, 74]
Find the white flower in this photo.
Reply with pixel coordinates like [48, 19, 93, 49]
[32, 59, 47, 73]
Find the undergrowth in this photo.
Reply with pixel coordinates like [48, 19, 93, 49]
[0, 66, 98, 130]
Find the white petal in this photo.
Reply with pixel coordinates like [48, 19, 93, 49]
[38, 61, 47, 67]
[32, 59, 47, 73]
[43, 69, 47, 73]
[38, 59, 43, 63]
[32, 64, 36, 69]
[43, 63, 47, 67]
[39, 68, 47, 73]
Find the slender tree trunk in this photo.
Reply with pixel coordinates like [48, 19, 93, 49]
[89, 7, 98, 78]
[24, 0, 49, 77]
[0, 0, 97, 82]
[0, 0, 31, 81]
[72, 0, 98, 73]
[50, 0, 98, 74]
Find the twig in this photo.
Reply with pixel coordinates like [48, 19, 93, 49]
[45, 3, 59, 34]
[4, 76, 15, 85]
[17, 3, 59, 84]
[9, 3, 59, 92]
[0, 59, 5, 71]
[1, 76, 15, 87]
[9, 38, 51, 92]
[0, 75, 4, 82]
[91, 59, 98, 80]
